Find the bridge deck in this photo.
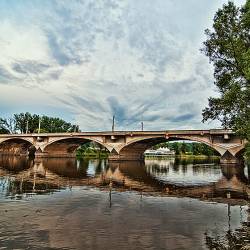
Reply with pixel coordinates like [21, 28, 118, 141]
[0, 129, 234, 137]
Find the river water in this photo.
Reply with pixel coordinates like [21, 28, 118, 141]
[0, 156, 249, 250]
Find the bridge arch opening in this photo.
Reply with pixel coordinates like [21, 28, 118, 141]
[0, 138, 36, 157]
[114, 136, 221, 161]
[41, 137, 110, 158]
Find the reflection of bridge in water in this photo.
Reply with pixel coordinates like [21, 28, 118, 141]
[0, 156, 249, 200]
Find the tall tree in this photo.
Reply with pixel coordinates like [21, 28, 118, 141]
[0, 113, 79, 134]
[0, 118, 16, 134]
[202, 1, 250, 138]
[14, 112, 38, 133]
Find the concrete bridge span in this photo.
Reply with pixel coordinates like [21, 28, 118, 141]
[0, 129, 247, 164]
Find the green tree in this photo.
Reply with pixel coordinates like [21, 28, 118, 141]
[14, 112, 39, 133]
[202, 0, 250, 158]
[180, 142, 191, 154]
[0, 118, 16, 134]
[1, 113, 79, 134]
[170, 142, 181, 155]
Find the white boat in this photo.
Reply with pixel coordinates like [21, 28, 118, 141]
[144, 147, 175, 156]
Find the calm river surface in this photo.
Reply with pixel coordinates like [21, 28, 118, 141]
[0, 156, 249, 250]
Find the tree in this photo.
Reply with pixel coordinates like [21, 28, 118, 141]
[0, 113, 79, 134]
[0, 118, 16, 134]
[168, 142, 181, 155]
[0, 118, 9, 134]
[202, 0, 250, 157]
[180, 142, 191, 154]
[14, 112, 38, 133]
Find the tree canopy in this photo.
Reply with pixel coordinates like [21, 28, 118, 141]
[0, 112, 79, 134]
[202, 0, 250, 140]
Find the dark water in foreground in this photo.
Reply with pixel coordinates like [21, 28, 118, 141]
[0, 156, 249, 250]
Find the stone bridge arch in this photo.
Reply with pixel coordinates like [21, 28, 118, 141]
[0, 137, 35, 156]
[109, 135, 223, 161]
[36, 136, 112, 158]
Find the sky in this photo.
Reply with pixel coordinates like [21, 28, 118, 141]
[0, 0, 246, 131]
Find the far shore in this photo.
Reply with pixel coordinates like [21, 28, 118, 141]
[76, 152, 220, 160]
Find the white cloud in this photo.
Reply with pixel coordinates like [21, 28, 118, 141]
[0, 0, 240, 130]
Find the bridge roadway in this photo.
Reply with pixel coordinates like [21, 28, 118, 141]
[0, 129, 247, 164]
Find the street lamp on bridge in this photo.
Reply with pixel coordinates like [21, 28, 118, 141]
[38, 116, 41, 134]
[112, 115, 115, 132]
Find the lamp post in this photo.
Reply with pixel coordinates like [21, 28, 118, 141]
[141, 114, 144, 131]
[26, 120, 29, 134]
[38, 116, 41, 134]
[112, 115, 115, 132]
[50, 121, 53, 133]
[74, 124, 78, 133]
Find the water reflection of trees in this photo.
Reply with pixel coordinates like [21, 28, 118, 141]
[174, 157, 220, 165]
[145, 158, 221, 177]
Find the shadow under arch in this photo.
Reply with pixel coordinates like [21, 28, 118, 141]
[41, 137, 110, 158]
[115, 136, 221, 161]
[0, 138, 36, 156]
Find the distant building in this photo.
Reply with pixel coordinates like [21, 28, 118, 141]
[144, 147, 175, 156]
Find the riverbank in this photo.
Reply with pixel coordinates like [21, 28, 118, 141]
[176, 155, 219, 159]
[145, 155, 220, 161]
[76, 153, 220, 160]
[76, 152, 109, 159]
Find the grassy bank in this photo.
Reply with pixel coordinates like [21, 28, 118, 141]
[145, 155, 220, 160]
[77, 151, 220, 160]
[175, 155, 220, 159]
[76, 152, 109, 159]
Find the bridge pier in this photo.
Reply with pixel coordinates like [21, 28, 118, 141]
[108, 150, 144, 161]
[220, 151, 242, 165]
[220, 158, 241, 165]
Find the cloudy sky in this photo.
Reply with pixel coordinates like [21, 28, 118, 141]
[0, 0, 246, 131]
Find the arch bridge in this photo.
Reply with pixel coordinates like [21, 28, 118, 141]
[0, 129, 247, 164]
